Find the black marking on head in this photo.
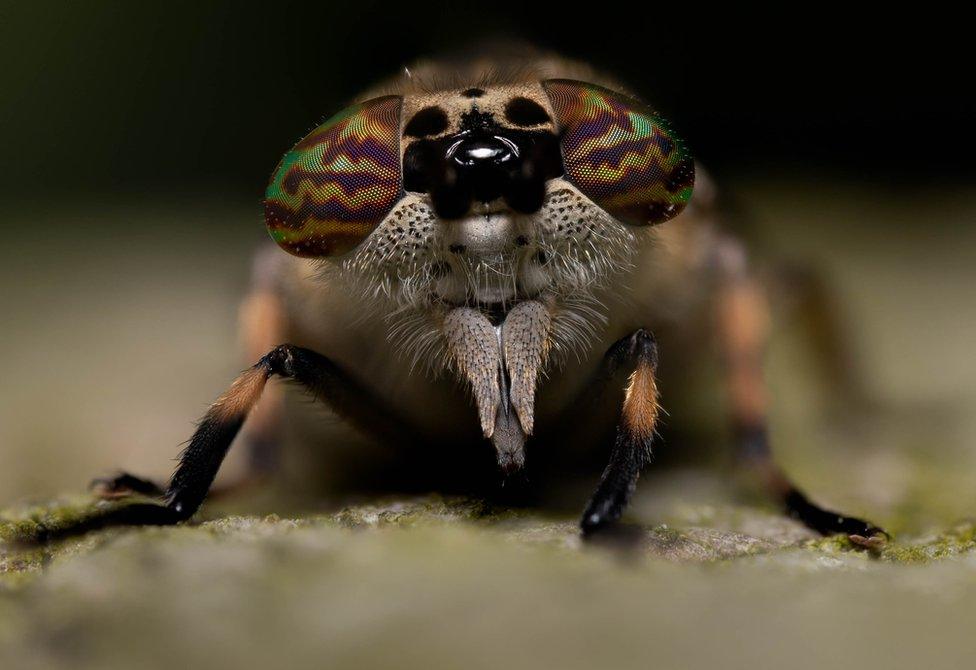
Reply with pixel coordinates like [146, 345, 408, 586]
[403, 105, 563, 217]
[462, 88, 485, 98]
[504, 97, 551, 127]
[482, 302, 508, 326]
[404, 106, 449, 138]
[449, 243, 466, 254]
[460, 108, 496, 133]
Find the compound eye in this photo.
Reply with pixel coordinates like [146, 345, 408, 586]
[264, 96, 404, 257]
[542, 79, 694, 226]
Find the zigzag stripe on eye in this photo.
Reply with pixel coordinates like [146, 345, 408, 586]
[572, 134, 677, 163]
[294, 102, 400, 151]
[264, 95, 404, 257]
[282, 166, 399, 196]
[570, 155, 675, 190]
[542, 79, 694, 227]
[291, 136, 402, 172]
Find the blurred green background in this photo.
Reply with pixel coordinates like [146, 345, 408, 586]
[0, 2, 974, 524]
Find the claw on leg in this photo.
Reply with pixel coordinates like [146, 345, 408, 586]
[785, 487, 889, 545]
[90, 472, 166, 499]
[70, 343, 402, 541]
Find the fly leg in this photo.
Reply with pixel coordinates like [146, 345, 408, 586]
[93, 248, 288, 501]
[82, 344, 415, 531]
[580, 329, 660, 536]
[714, 237, 886, 545]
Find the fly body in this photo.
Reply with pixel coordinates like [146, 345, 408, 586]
[92, 50, 886, 544]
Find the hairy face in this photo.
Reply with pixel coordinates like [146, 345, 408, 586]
[345, 85, 636, 318]
[349, 181, 635, 306]
[265, 74, 693, 364]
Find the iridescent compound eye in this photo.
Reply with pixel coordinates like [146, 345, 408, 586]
[264, 96, 404, 257]
[542, 79, 694, 226]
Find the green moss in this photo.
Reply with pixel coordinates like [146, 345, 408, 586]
[804, 533, 870, 555]
[0, 496, 519, 588]
[0, 495, 158, 589]
[2, 494, 975, 593]
[0, 495, 136, 544]
[650, 524, 683, 543]
[881, 522, 976, 563]
[800, 521, 976, 564]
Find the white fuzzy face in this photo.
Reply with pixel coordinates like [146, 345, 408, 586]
[319, 82, 643, 370]
[350, 179, 634, 307]
[354, 179, 634, 302]
[339, 177, 636, 369]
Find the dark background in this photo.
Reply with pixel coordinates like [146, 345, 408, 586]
[1, 1, 972, 200]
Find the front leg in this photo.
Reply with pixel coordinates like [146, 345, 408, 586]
[89, 344, 410, 528]
[580, 329, 660, 535]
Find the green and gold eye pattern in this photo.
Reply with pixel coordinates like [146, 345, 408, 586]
[264, 95, 404, 257]
[542, 79, 694, 226]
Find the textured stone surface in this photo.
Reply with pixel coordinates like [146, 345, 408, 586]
[2, 492, 975, 670]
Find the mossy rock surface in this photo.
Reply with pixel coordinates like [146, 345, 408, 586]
[3, 491, 976, 670]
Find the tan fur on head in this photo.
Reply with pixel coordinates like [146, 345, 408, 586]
[359, 44, 630, 99]
[397, 81, 557, 157]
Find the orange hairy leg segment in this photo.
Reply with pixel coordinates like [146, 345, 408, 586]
[580, 329, 659, 536]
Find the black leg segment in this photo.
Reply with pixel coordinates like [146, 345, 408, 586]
[712, 252, 886, 545]
[737, 424, 886, 543]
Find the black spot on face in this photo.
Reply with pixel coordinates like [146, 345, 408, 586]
[505, 97, 551, 127]
[449, 243, 466, 254]
[460, 108, 496, 133]
[462, 88, 485, 98]
[404, 106, 449, 138]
